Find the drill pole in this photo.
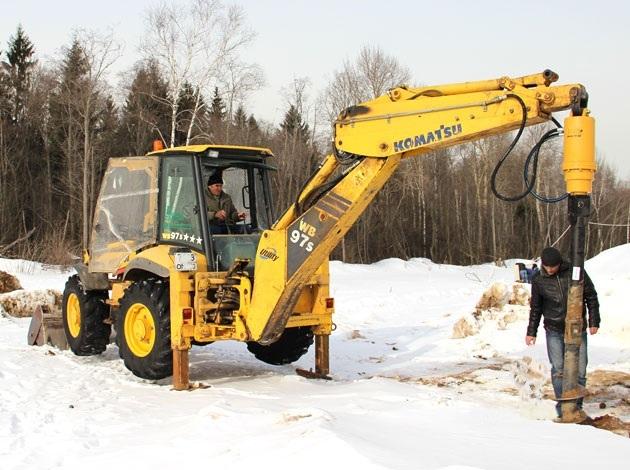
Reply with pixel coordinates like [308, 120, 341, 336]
[559, 196, 590, 422]
[558, 113, 596, 423]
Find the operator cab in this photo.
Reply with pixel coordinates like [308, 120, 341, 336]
[156, 145, 275, 275]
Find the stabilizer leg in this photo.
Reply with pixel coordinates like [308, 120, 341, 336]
[172, 347, 190, 390]
[296, 334, 332, 380]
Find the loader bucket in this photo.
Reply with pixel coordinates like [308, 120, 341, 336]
[27, 304, 68, 350]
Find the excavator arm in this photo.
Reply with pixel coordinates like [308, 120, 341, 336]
[248, 70, 595, 345]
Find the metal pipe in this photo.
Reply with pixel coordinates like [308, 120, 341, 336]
[559, 195, 590, 422]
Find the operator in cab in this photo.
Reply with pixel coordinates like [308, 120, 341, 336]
[206, 172, 246, 234]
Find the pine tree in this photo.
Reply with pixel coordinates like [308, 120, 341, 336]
[6, 25, 36, 123]
[0, 53, 11, 120]
[208, 86, 226, 121]
[60, 39, 89, 93]
[95, 96, 120, 159]
[246, 114, 261, 144]
[47, 38, 90, 244]
[233, 104, 247, 129]
[280, 104, 309, 143]
[119, 60, 171, 154]
[247, 114, 259, 133]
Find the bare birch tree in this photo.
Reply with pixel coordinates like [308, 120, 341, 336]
[321, 45, 411, 123]
[219, 59, 264, 143]
[141, 0, 256, 147]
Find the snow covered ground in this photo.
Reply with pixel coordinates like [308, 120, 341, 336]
[1, 246, 629, 469]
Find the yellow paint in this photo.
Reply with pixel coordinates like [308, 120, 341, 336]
[66, 293, 81, 338]
[247, 229, 287, 339]
[148, 144, 274, 157]
[110, 281, 131, 307]
[124, 303, 156, 357]
[169, 270, 195, 349]
[563, 114, 596, 195]
[250, 156, 400, 342]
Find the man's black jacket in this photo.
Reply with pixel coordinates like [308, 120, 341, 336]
[527, 261, 600, 337]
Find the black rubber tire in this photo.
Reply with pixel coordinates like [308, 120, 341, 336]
[62, 275, 111, 356]
[246, 327, 314, 365]
[116, 279, 172, 380]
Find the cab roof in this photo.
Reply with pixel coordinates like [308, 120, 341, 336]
[147, 144, 274, 160]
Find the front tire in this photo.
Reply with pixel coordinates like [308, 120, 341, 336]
[116, 279, 172, 380]
[62, 275, 111, 356]
[246, 327, 314, 365]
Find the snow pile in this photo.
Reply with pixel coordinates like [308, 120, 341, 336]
[0, 289, 62, 317]
[452, 282, 530, 339]
[512, 356, 548, 400]
[586, 245, 630, 347]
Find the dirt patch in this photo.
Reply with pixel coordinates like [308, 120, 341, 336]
[391, 360, 510, 387]
[348, 329, 366, 340]
[588, 370, 630, 388]
[581, 415, 630, 437]
[0, 271, 22, 293]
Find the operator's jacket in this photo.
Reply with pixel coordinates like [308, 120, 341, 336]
[527, 261, 600, 337]
[205, 189, 240, 225]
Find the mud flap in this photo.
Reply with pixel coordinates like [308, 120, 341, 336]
[27, 305, 68, 350]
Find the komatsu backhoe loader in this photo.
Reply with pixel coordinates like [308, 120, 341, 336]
[38, 71, 595, 421]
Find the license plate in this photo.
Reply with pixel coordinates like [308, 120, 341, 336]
[174, 252, 197, 271]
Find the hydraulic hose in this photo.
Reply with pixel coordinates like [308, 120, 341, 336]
[525, 128, 568, 203]
[490, 94, 531, 202]
[490, 94, 567, 204]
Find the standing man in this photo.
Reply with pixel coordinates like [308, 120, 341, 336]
[525, 247, 600, 419]
[206, 173, 246, 233]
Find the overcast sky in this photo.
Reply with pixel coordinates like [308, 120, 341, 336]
[3, 0, 629, 179]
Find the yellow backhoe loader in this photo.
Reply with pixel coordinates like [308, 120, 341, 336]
[30, 70, 596, 422]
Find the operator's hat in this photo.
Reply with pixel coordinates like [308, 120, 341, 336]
[207, 172, 223, 186]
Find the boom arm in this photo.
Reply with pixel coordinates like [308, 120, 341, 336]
[247, 70, 595, 343]
[333, 69, 586, 159]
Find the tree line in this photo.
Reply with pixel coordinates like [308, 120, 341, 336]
[1, 4, 628, 266]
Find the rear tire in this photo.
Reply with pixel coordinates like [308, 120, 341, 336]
[246, 327, 314, 365]
[116, 279, 172, 380]
[62, 275, 111, 356]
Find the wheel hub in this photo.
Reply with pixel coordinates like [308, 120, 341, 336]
[125, 303, 156, 357]
[66, 293, 81, 338]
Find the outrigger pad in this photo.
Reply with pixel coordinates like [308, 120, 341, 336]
[27, 305, 68, 350]
[296, 368, 332, 380]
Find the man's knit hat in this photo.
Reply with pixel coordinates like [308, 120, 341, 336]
[207, 172, 223, 186]
[541, 247, 562, 267]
